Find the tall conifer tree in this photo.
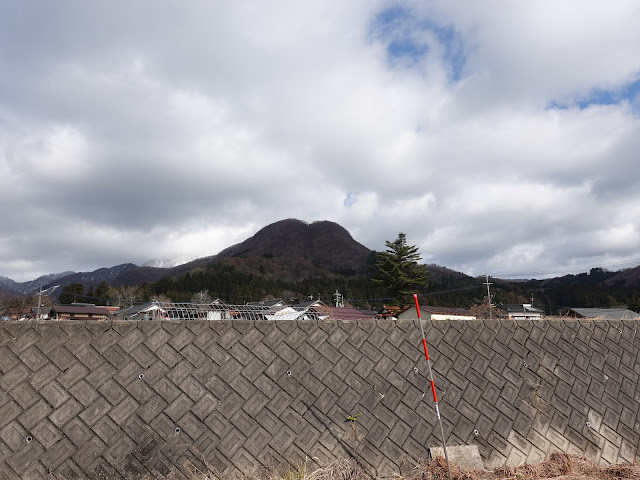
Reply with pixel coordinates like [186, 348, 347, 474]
[374, 233, 430, 308]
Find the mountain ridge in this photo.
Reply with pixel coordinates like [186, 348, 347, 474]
[2, 219, 639, 304]
[1, 219, 375, 294]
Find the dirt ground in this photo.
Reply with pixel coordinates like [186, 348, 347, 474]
[416, 453, 640, 480]
[287, 453, 639, 480]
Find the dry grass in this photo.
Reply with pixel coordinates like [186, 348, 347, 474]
[417, 453, 640, 480]
[187, 453, 639, 480]
[238, 458, 372, 480]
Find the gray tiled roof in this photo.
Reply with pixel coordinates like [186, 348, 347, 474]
[568, 308, 640, 319]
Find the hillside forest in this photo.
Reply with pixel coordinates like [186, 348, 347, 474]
[3, 259, 640, 318]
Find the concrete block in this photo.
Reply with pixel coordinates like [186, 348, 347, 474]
[61, 416, 93, 449]
[27, 419, 61, 451]
[164, 393, 194, 422]
[6, 442, 45, 476]
[263, 356, 288, 381]
[331, 356, 355, 380]
[40, 437, 75, 471]
[86, 362, 117, 389]
[107, 396, 139, 426]
[430, 444, 484, 471]
[69, 379, 99, 407]
[156, 344, 180, 368]
[166, 328, 195, 352]
[142, 327, 171, 353]
[90, 415, 119, 444]
[77, 396, 111, 427]
[125, 376, 156, 405]
[127, 343, 156, 370]
[230, 341, 254, 365]
[352, 354, 375, 379]
[322, 371, 348, 396]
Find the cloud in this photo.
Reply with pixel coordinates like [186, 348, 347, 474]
[1, 1, 640, 283]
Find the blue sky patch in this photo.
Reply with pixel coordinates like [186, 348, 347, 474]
[578, 78, 640, 110]
[343, 193, 357, 207]
[370, 4, 466, 81]
[548, 77, 640, 112]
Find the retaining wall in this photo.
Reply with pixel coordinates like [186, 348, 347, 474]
[0, 318, 638, 478]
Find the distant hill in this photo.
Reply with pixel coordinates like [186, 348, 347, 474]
[116, 219, 373, 284]
[3, 219, 376, 294]
[604, 265, 640, 288]
[2, 219, 638, 314]
[52, 264, 140, 289]
[214, 219, 372, 272]
[0, 271, 75, 295]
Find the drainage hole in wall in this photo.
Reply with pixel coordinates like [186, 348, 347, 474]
[175, 427, 181, 433]
[138, 373, 144, 380]
[26, 436, 33, 443]
[286, 370, 292, 376]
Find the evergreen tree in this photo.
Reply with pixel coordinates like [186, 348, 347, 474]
[374, 233, 430, 308]
[58, 283, 86, 304]
[94, 282, 111, 304]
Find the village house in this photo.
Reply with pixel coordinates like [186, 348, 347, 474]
[502, 303, 544, 320]
[48, 304, 113, 321]
[563, 307, 640, 320]
[398, 305, 476, 321]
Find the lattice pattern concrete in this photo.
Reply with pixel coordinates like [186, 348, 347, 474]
[0, 318, 638, 478]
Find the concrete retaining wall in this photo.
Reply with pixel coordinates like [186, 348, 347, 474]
[1, 318, 638, 478]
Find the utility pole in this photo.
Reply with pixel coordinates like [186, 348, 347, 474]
[483, 274, 493, 319]
[333, 290, 344, 307]
[35, 285, 60, 320]
[36, 286, 43, 320]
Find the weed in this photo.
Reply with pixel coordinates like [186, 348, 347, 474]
[346, 413, 362, 423]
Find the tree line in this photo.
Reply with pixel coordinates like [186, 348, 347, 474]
[2, 235, 638, 318]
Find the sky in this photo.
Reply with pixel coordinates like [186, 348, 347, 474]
[2, 1, 640, 283]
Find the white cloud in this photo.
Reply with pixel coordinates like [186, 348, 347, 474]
[1, 1, 639, 282]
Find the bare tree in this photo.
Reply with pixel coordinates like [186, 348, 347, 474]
[151, 294, 172, 303]
[110, 285, 141, 307]
[192, 290, 211, 304]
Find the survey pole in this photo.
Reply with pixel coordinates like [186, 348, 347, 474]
[413, 293, 452, 480]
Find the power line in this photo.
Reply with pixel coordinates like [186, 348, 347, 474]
[422, 285, 482, 296]
[491, 257, 640, 279]
[347, 285, 481, 303]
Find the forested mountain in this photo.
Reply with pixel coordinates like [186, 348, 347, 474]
[1, 219, 639, 313]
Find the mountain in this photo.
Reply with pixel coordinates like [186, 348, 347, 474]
[0, 271, 75, 295]
[603, 265, 640, 288]
[3, 219, 639, 313]
[51, 264, 140, 290]
[142, 257, 195, 268]
[114, 219, 375, 285]
[214, 219, 372, 272]
[0, 219, 376, 294]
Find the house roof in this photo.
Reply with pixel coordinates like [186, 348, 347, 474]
[264, 307, 307, 321]
[319, 306, 378, 321]
[119, 302, 167, 316]
[50, 305, 113, 316]
[416, 306, 475, 316]
[246, 299, 287, 308]
[567, 308, 640, 320]
[503, 304, 544, 314]
[292, 299, 327, 309]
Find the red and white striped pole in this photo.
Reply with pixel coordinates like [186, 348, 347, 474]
[414, 293, 452, 480]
